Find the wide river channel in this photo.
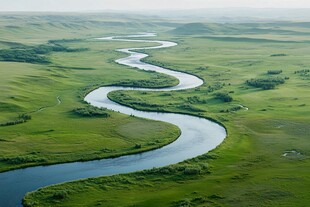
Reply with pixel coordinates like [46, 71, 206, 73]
[0, 33, 226, 207]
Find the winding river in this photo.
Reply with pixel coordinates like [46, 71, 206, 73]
[0, 33, 226, 207]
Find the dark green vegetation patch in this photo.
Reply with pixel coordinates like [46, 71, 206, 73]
[270, 53, 288, 57]
[267, 70, 283, 75]
[0, 114, 31, 127]
[73, 106, 110, 118]
[246, 77, 286, 90]
[0, 43, 87, 64]
[214, 92, 233, 102]
[0, 49, 50, 64]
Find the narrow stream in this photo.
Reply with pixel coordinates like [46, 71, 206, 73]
[0, 33, 226, 207]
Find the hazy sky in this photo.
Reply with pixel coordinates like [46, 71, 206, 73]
[0, 0, 309, 11]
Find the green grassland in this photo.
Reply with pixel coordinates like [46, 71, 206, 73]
[0, 14, 309, 206]
[0, 14, 180, 172]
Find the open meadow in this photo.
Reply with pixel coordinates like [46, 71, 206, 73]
[0, 13, 309, 207]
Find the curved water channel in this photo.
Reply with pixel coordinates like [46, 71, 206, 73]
[0, 33, 226, 207]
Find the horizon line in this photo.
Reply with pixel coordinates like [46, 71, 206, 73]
[1, 7, 310, 13]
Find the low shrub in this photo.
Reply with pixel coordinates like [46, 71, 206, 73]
[73, 106, 109, 118]
[206, 82, 224, 93]
[267, 70, 282, 75]
[187, 96, 206, 104]
[114, 71, 177, 88]
[0, 42, 87, 64]
[175, 198, 191, 207]
[294, 69, 309, 79]
[184, 166, 201, 175]
[0, 49, 50, 64]
[214, 92, 233, 102]
[270, 54, 287, 57]
[134, 144, 142, 149]
[52, 190, 69, 199]
[0, 114, 32, 127]
[220, 105, 242, 113]
[246, 77, 285, 90]
[0, 155, 48, 164]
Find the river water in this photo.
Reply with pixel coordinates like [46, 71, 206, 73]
[0, 33, 226, 207]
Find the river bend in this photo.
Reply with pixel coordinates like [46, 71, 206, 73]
[0, 33, 226, 207]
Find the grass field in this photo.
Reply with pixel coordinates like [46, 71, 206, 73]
[0, 14, 180, 172]
[0, 13, 309, 207]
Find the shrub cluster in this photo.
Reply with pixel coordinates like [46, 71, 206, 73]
[30, 44, 87, 54]
[294, 69, 309, 77]
[48, 38, 82, 44]
[115, 72, 176, 88]
[73, 106, 110, 118]
[267, 70, 282, 75]
[220, 105, 242, 113]
[151, 163, 207, 176]
[195, 66, 209, 71]
[0, 49, 50, 64]
[174, 199, 191, 207]
[52, 190, 69, 200]
[214, 92, 233, 102]
[187, 96, 206, 104]
[184, 166, 202, 175]
[246, 77, 285, 90]
[109, 92, 164, 109]
[206, 82, 224, 93]
[270, 54, 288, 57]
[134, 144, 142, 149]
[0, 42, 87, 64]
[0, 114, 32, 127]
[0, 155, 47, 164]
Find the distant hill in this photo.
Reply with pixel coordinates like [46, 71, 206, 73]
[170, 22, 244, 35]
[143, 8, 310, 23]
[170, 22, 310, 36]
[170, 23, 214, 35]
